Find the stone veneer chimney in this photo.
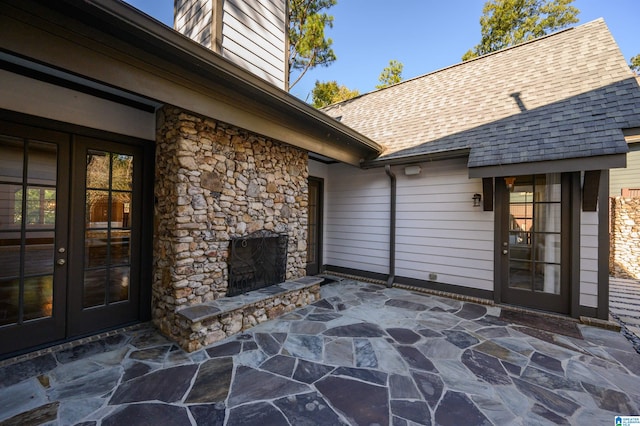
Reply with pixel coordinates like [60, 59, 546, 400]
[152, 106, 309, 344]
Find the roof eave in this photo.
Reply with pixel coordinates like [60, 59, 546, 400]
[29, 0, 385, 162]
[360, 148, 471, 169]
[92, 0, 385, 157]
[468, 153, 627, 178]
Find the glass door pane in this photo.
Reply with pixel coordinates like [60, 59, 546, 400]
[508, 174, 562, 295]
[0, 136, 57, 325]
[83, 150, 133, 308]
[307, 181, 318, 264]
[306, 178, 322, 276]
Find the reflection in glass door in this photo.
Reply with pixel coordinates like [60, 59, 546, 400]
[0, 136, 57, 324]
[84, 150, 133, 308]
[508, 174, 561, 294]
[0, 127, 68, 355]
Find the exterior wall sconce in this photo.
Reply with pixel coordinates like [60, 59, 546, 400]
[472, 193, 482, 207]
[404, 165, 421, 176]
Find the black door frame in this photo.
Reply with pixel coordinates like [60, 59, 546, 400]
[67, 136, 145, 336]
[494, 173, 574, 314]
[306, 176, 323, 276]
[0, 121, 70, 354]
[0, 110, 154, 358]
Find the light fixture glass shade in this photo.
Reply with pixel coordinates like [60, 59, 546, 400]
[404, 165, 421, 176]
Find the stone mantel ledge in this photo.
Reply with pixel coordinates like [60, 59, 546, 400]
[172, 276, 323, 351]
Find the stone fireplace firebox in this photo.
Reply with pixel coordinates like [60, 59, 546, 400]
[153, 106, 318, 351]
[228, 230, 288, 297]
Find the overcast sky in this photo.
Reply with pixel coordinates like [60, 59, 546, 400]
[124, 0, 638, 102]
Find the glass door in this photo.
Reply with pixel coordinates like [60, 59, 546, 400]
[500, 174, 570, 313]
[0, 125, 69, 355]
[68, 137, 142, 335]
[0, 121, 147, 358]
[306, 177, 323, 275]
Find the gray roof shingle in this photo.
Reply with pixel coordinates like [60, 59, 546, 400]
[323, 19, 640, 169]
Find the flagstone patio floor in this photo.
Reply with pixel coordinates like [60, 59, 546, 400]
[1, 278, 639, 425]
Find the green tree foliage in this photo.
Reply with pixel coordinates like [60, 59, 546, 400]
[462, 0, 579, 61]
[376, 60, 404, 89]
[288, 0, 337, 90]
[311, 80, 359, 108]
[630, 54, 640, 75]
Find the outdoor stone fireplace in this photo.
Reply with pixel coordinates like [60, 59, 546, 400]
[152, 106, 319, 351]
[227, 230, 288, 297]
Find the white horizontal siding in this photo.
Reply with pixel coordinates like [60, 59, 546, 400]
[610, 146, 640, 196]
[397, 235, 492, 251]
[323, 159, 494, 291]
[324, 164, 389, 275]
[326, 238, 388, 251]
[580, 293, 598, 308]
[325, 245, 389, 262]
[174, 0, 286, 88]
[222, 42, 282, 86]
[397, 227, 494, 241]
[580, 210, 599, 308]
[394, 159, 494, 291]
[325, 218, 388, 230]
[223, 18, 283, 75]
[397, 251, 492, 271]
[327, 210, 389, 220]
[330, 195, 389, 206]
[223, 0, 285, 89]
[397, 218, 493, 232]
[174, 0, 212, 47]
[580, 246, 598, 261]
[326, 227, 388, 239]
[225, 0, 285, 49]
[580, 234, 598, 248]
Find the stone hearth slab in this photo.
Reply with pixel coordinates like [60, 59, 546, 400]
[177, 278, 322, 322]
[169, 277, 322, 351]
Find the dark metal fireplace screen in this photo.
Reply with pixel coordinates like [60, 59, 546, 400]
[227, 230, 288, 297]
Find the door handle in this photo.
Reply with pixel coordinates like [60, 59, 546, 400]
[57, 258, 66, 266]
[502, 250, 508, 255]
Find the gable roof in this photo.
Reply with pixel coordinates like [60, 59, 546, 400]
[323, 19, 640, 174]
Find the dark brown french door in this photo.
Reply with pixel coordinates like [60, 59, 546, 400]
[68, 137, 143, 336]
[0, 123, 68, 355]
[498, 173, 570, 314]
[0, 121, 144, 357]
[306, 177, 323, 276]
